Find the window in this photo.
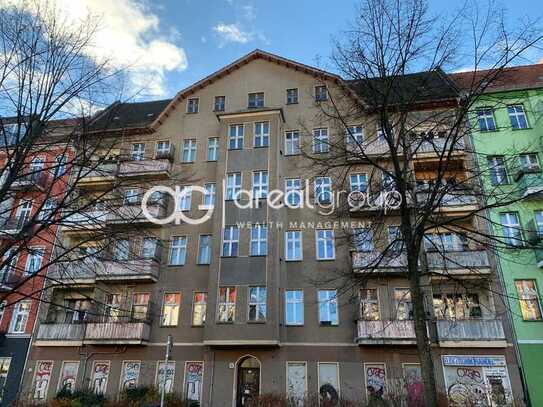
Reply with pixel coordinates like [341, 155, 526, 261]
[285, 130, 300, 155]
[315, 85, 328, 102]
[203, 183, 216, 207]
[318, 290, 338, 325]
[214, 96, 225, 112]
[313, 128, 329, 153]
[182, 139, 196, 162]
[37, 199, 55, 221]
[228, 124, 244, 150]
[286, 88, 298, 104]
[192, 292, 207, 325]
[286, 362, 306, 403]
[113, 239, 129, 261]
[9, 300, 31, 333]
[225, 173, 241, 200]
[53, 155, 67, 177]
[350, 173, 367, 192]
[123, 188, 140, 205]
[0, 250, 17, 281]
[488, 156, 509, 185]
[507, 104, 528, 129]
[15, 200, 32, 227]
[515, 280, 542, 320]
[104, 294, 121, 322]
[187, 98, 199, 113]
[131, 143, 145, 161]
[142, 237, 158, 259]
[250, 225, 267, 256]
[207, 138, 218, 161]
[377, 126, 386, 142]
[248, 287, 267, 321]
[218, 287, 236, 322]
[29, 157, 44, 173]
[161, 293, 180, 326]
[285, 178, 302, 207]
[360, 289, 379, 320]
[318, 363, 340, 403]
[197, 235, 212, 264]
[388, 225, 402, 252]
[535, 211, 543, 237]
[501, 212, 522, 246]
[285, 290, 303, 325]
[0, 302, 5, 324]
[519, 153, 540, 171]
[316, 229, 335, 260]
[156, 140, 171, 158]
[285, 230, 302, 261]
[314, 176, 332, 204]
[169, 236, 187, 265]
[254, 122, 269, 147]
[477, 108, 496, 131]
[354, 228, 373, 252]
[346, 125, 364, 145]
[132, 293, 150, 321]
[222, 226, 239, 257]
[0, 358, 11, 402]
[252, 171, 268, 199]
[248, 92, 264, 108]
[382, 173, 396, 192]
[177, 186, 192, 211]
[64, 299, 90, 323]
[433, 293, 482, 319]
[25, 248, 44, 274]
[394, 288, 412, 320]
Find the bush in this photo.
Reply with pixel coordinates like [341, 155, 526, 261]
[51, 389, 108, 407]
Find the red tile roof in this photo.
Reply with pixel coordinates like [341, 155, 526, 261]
[451, 64, 543, 93]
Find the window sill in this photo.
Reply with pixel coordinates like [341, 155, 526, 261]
[286, 102, 299, 105]
[221, 255, 238, 258]
[167, 264, 186, 267]
[206, 160, 218, 163]
[249, 254, 267, 258]
[196, 262, 211, 266]
[285, 324, 304, 327]
[319, 323, 338, 327]
[316, 258, 336, 262]
[216, 321, 235, 325]
[191, 324, 205, 328]
[285, 258, 303, 262]
[253, 145, 270, 149]
[511, 127, 532, 131]
[180, 161, 195, 164]
[228, 148, 243, 151]
[186, 111, 198, 114]
[247, 320, 266, 324]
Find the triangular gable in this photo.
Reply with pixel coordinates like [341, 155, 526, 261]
[152, 49, 363, 127]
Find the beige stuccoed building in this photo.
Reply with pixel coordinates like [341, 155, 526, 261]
[22, 50, 524, 406]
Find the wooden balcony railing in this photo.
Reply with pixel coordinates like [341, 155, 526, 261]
[118, 158, 172, 178]
[436, 319, 505, 342]
[36, 323, 86, 342]
[356, 320, 416, 344]
[351, 251, 407, 271]
[84, 321, 150, 344]
[426, 250, 490, 274]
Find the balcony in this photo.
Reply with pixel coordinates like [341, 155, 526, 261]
[35, 323, 85, 345]
[118, 150, 173, 179]
[47, 259, 101, 285]
[62, 210, 108, 232]
[346, 140, 390, 159]
[107, 202, 168, 226]
[84, 321, 150, 345]
[418, 191, 478, 214]
[415, 137, 465, 158]
[356, 320, 416, 345]
[0, 217, 35, 237]
[426, 250, 491, 275]
[515, 170, 543, 199]
[535, 248, 543, 268]
[11, 172, 49, 191]
[77, 162, 118, 189]
[0, 272, 22, 292]
[435, 319, 506, 347]
[97, 258, 160, 283]
[352, 251, 407, 272]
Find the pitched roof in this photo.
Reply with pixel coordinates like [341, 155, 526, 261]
[89, 99, 172, 132]
[152, 49, 348, 126]
[451, 64, 543, 93]
[347, 68, 459, 107]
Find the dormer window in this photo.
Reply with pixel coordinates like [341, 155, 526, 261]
[248, 92, 264, 109]
[187, 98, 199, 114]
[315, 85, 328, 102]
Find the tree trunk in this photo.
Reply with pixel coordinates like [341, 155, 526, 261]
[407, 253, 438, 407]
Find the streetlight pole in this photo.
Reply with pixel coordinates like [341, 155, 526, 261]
[160, 334, 172, 407]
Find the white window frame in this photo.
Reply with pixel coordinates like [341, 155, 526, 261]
[477, 108, 496, 132]
[161, 293, 181, 326]
[214, 96, 225, 112]
[346, 125, 364, 145]
[314, 176, 332, 204]
[207, 137, 218, 161]
[192, 292, 207, 326]
[285, 178, 302, 207]
[222, 226, 239, 257]
[228, 124, 244, 150]
[197, 234, 212, 265]
[286, 88, 299, 104]
[314, 85, 328, 102]
[156, 140, 171, 157]
[187, 98, 199, 114]
[285, 290, 304, 325]
[218, 287, 236, 322]
[131, 143, 145, 161]
[248, 92, 264, 108]
[501, 212, 522, 246]
[225, 173, 242, 200]
[248, 286, 267, 322]
[285, 130, 301, 155]
[519, 153, 540, 171]
[318, 289, 338, 325]
[252, 170, 268, 199]
[312, 128, 329, 153]
[254, 121, 270, 148]
[9, 300, 31, 333]
[350, 173, 367, 192]
[285, 230, 302, 261]
[177, 186, 192, 211]
[182, 139, 196, 163]
[25, 248, 45, 274]
[488, 156, 509, 185]
[316, 229, 335, 260]
[203, 183, 216, 207]
[250, 225, 268, 256]
[169, 236, 188, 265]
[507, 104, 529, 129]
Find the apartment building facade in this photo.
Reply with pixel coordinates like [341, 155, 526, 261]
[0, 119, 75, 406]
[455, 65, 543, 406]
[22, 50, 524, 406]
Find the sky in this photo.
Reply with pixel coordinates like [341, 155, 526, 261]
[9, 0, 543, 102]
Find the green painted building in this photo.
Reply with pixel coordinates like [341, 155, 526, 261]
[454, 65, 543, 406]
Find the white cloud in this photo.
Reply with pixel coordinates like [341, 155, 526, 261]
[6, 0, 188, 97]
[213, 23, 252, 45]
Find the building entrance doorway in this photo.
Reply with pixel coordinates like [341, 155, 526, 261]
[236, 356, 260, 407]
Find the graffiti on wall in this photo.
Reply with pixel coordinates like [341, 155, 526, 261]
[59, 362, 79, 393]
[184, 362, 203, 402]
[156, 362, 175, 394]
[33, 361, 53, 400]
[120, 361, 141, 391]
[365, 363, 386, 399]
[91, 361, 110, 395]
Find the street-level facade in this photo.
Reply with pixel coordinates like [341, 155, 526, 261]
[22, 51, 524, 406]
[456, 65, 543, 407]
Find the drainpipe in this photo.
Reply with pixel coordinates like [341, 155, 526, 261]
[159, 334, 172, 407]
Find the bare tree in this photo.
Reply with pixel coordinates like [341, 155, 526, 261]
[298, 0, 543, 405]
